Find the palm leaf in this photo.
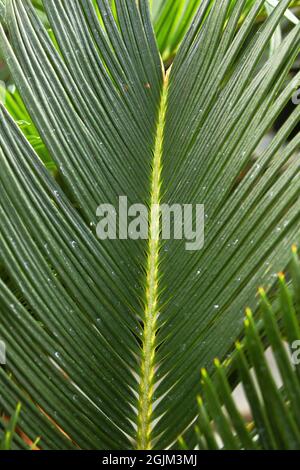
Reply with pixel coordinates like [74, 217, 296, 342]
[0, 0, 299, 450]
[186, 246, 300, 450]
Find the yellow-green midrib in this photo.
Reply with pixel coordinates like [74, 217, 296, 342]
[136, 71, 169, 450]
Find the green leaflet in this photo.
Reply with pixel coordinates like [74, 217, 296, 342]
[0, 0, 299, 450]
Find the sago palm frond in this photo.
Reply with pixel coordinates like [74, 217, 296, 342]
[183, 246, 300, 450]
[0, 0, 299, 450]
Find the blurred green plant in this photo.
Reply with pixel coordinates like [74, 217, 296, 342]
[0, 403, 40, 450]
[180, 246, 300, 450]
[0, 84, 55, 172]
[152, 0, 300, 61]
[0, 403, 20, 450]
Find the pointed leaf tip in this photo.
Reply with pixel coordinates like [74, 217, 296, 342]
[214, 358, 221, 368]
